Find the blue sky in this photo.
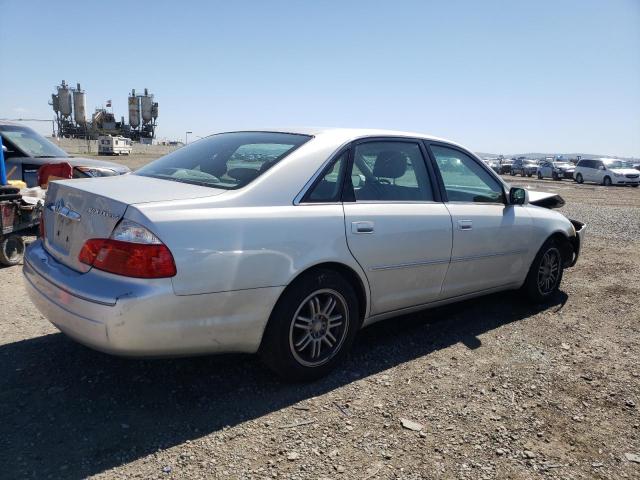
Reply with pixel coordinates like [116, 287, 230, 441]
[1, 0, 639, 156]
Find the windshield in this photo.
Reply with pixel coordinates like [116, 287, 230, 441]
[603, 159, 632, 169]
[0, 124, 69, 158]
[136, 132, 312, 189]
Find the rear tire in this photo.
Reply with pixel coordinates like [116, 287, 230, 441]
[0, 235, 25, 266]
[523, 238, 564, 303]
[260, 269, 360, 382]
[576, 173, 584, 184]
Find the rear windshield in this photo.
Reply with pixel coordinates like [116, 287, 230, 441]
[136, 132, 312, 189]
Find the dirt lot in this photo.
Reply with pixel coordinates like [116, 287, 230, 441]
[1, 166, 639, 479]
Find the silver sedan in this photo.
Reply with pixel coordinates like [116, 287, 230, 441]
[24, 128, 585, 381]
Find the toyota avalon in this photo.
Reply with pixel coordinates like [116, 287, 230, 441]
[23, 128, 585, 381]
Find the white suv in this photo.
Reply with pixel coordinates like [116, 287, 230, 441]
[574, 158, 639, 187]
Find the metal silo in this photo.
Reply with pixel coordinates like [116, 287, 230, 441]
[73, 83, 87, 125]
[128, 90, 140, 128]
[57, 80, 72, 118]
[140, 89, 154, 124]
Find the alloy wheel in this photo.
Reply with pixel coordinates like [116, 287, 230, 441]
[537, 248, 561, 296]
[288, 289, 349, 367]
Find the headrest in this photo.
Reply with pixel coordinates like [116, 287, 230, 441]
[373, 151, 407, 179]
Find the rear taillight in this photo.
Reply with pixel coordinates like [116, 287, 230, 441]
[78, 220, 176, 278]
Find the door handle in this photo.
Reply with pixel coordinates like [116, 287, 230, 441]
[458, 220, 473, 231]
[352, 221, 375, 234]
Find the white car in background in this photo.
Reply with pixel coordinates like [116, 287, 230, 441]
[24, 128, 585, 381]
[537, 160, 575, 181]
[574, 158, 639, 187]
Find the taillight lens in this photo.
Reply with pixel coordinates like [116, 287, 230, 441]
[78, 220, 176, 278]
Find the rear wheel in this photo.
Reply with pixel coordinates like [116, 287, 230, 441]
[260, 269, 360, 382]
[576, 173, 584, 184]
[0, 234, 25, 266]
[603, 176, 612, 186]
[523, 239, 564, 302]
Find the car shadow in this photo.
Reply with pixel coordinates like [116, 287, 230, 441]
[0, 290, 567, 478]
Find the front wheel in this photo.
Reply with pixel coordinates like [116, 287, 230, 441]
[603, 176, 612, 186]
[260, 269, 360, 382]
[537, 171, 543, 180]
[576, 173, 584, 184]
[523, 239, 564, 302]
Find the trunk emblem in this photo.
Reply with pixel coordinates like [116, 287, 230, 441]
[47, 198, 81, 222]
[86, 207, 119, 219]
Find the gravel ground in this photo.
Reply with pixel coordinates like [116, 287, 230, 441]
[1, 171, 639, 479]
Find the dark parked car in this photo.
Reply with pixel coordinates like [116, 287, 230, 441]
[0, 121, 130, 187]
[511, 159, 538, 177]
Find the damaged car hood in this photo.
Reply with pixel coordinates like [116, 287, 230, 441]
[528, 190, 565, 209]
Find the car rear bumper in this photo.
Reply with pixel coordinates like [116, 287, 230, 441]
[23, 239, 283, 356]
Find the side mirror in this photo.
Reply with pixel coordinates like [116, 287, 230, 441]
[598, 165, 605, 170]
[509, 187, 528, 205]
[1, 144, 7, 153]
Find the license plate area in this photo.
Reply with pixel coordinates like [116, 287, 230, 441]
[51, 215, 77, 254]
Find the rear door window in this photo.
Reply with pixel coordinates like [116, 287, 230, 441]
[304, 150, 349, 203]
[348, 142, 434, 202]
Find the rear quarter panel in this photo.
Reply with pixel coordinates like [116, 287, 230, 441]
[126, 202, 369, 301]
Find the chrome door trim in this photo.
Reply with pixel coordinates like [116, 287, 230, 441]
[370, 257, 450, 272]
[450, 249, 527, 263]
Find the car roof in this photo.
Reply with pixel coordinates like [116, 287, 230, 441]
[218, 127, 456, 144]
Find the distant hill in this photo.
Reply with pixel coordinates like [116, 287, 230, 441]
[476, 152, 639, 161]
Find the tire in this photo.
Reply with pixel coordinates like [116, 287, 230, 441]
[510, 171, 516, 176]
[552, 172, 559, 181]
[0, 234, 25, 266]
[632, 184, 639, 188]
[576, 173, 584, 184]
[523, 238, 564, 302]
[603, 176, 612, 187]
[537, 172, 543, 180]
[527, 173, 533, 177]
[260, 269, 360, 382]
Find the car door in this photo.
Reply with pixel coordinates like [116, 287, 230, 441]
[427, 143, 533, 298]
[539, 161, 548, 178]
[341, 139, 452, 316]
[591, 160, 607, 183]
[581, 160, 595, 182]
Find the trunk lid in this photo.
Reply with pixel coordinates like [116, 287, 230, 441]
[42, 175, 225, 272]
